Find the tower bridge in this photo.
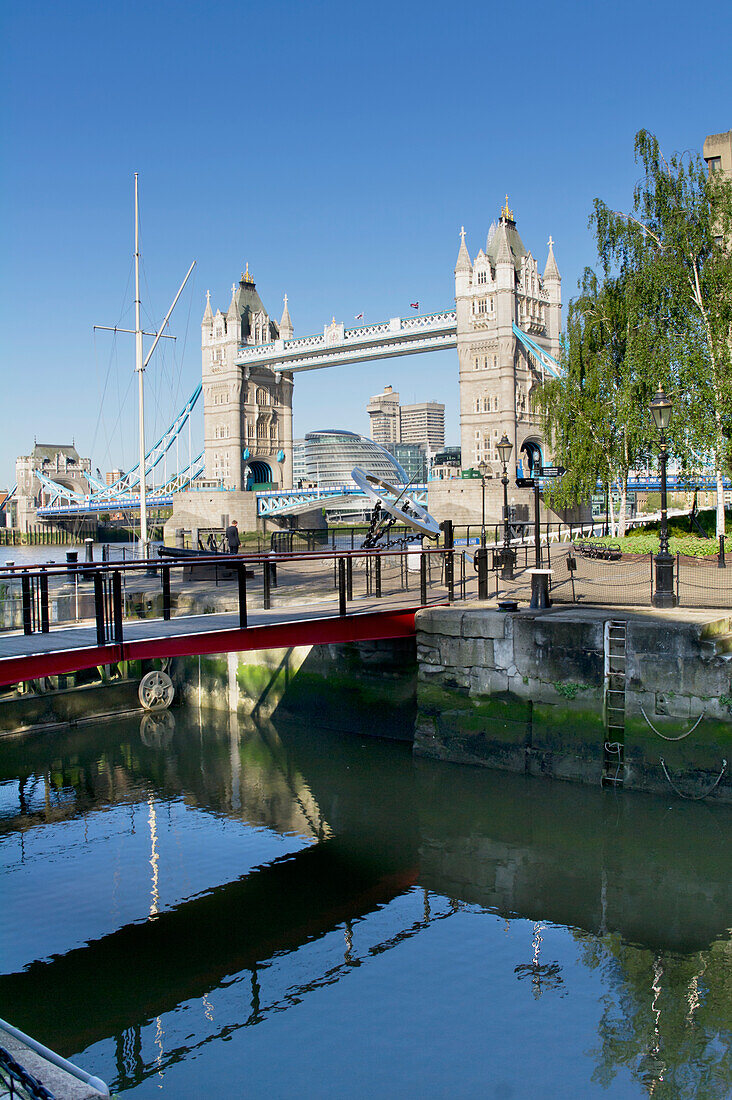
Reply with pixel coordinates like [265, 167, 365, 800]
[32, 199, 565, 530]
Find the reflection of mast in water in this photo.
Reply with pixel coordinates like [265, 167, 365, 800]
[640, 956, 666, 1096]
[514, 922, 564, 998]
[148, 794, 160, 919]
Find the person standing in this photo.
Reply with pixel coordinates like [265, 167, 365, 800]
[226, 519, 240, 554]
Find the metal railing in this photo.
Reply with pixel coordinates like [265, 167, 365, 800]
[0, 544, 467, 646]
[0, 1017, 108, 1098]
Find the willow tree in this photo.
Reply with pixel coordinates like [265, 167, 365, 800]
[592, 129, 732, 536]
[537, 269, 652, 536]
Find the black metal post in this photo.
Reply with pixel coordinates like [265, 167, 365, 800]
[420, 552, 427, 605]
[263, 556, 271, 610]
[238, 564, 248, 628]
[476, 547, 489, 599]
[346, 555, 353, 601]
[21, 573, 32, 635]
[338, 557, 346, 616]
[480, 474, 486, 549]
[162, 565, 171, 621]
[500, 466, 515, 580]
[443, 519, 454, 603]
[39, 569, 49, 633]
[534, 479, 542, 568]
[652, 442, 676, 607]
[93, 572, 106, 645]
[718, 533, 726, 569]
[375, 553, 382, 598]
[112, 571, 123, 645]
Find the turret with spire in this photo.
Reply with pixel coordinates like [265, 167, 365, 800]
[543, 235, 561, 358]
[279, 294, 294, 340]
[201, 289, 214, 337]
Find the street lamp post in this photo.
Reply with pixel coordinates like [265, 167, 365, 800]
[649, 387, 676, 608]
[479, 463, 488, 548]
[497, 433, 515, 580]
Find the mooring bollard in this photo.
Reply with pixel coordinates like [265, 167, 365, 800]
[66, 550, 78, 575]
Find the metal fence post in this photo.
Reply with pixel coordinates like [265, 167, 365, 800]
[476, 547, 489, 600]
[375, 553, 382, 598]
[338, 557, 346, 616]
[238, 564, 248, 629]
[112, 571, 123, 646]
[420, 552, 427, 605]
[263, 555, 271, 610]
[162, 565, 171, 621]
[346, 556, 353, 601]
[39, 569, 49, 633]
[442, 520, 454, 603]
[719, 534, 726, 569]
[21, 573, 32, 635]
[94, 572, 106, 646]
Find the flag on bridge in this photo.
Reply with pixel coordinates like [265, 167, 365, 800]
[410, 301, 419, 310]
[355, 312, 363, 320]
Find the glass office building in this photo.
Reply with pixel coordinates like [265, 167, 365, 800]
[304, 430, 407, 487]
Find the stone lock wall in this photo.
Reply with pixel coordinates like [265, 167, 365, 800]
[415, 607, 732, 801]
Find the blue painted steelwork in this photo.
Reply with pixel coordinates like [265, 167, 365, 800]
[256, 485, 428, 518]
[93, 382, 202, 500]
[512, 323, 561, 378]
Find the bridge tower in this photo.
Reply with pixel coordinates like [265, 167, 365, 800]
[202, 266, 294, 492]
[455, 200, 561, 478]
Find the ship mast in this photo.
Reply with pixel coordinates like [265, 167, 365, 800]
[94, 178, 194, 556]
[134, 173, 147, 556]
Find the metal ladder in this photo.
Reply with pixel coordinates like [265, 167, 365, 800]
[603, 620, 627, 787]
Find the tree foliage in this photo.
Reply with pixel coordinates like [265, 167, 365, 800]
[536, 268, 652, 534]
[540, 129, 732, 534]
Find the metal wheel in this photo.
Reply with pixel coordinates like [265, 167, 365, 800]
[138, 670, 175, 711]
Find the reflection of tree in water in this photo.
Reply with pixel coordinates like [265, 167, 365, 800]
[575, 932, 732, 1098]
[514, 922, 565, 998]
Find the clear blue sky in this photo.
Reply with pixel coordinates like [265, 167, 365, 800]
[1, 0, 730, 485]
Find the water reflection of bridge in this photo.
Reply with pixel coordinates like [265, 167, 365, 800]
[1, 711, 730, 1093]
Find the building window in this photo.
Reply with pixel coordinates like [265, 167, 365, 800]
[256, 387, 269, 405]
[706, 156, 722, 173]
[477, 270, 487, 285]
[476, 299, 487, 314]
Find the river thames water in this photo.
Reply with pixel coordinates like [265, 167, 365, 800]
[1, 706, 730, 1098]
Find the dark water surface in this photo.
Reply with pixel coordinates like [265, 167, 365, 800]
[1, 708, 730, 1098]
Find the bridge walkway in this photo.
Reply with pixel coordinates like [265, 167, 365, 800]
[0, 592, 454, 687]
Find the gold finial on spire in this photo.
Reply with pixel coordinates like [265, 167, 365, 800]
[501, 195, 513, 220]
[241, 262, 254, 284]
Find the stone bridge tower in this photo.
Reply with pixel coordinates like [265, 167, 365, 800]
[201, 265, 294, 491]
[455, 199, 561, 478]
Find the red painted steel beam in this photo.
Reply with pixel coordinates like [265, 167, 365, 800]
[123, 608, 418, 662]
[0, 609, 420, 687]
[0, 644, 121, 687]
